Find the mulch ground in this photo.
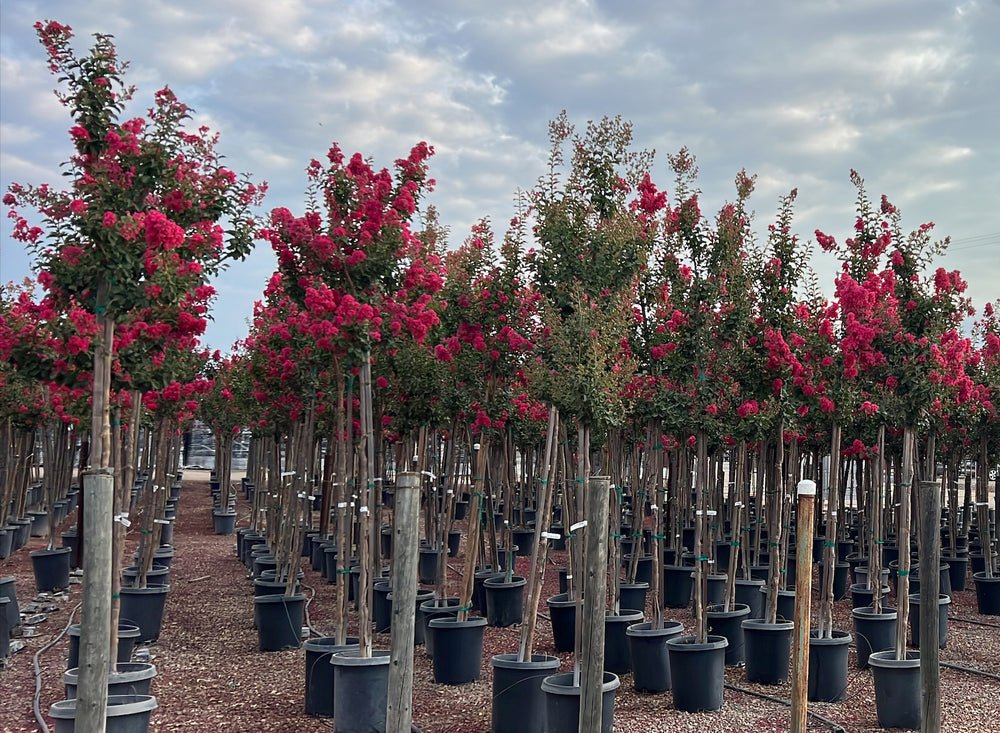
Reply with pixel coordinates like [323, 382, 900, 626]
[1, 472, 998, 732]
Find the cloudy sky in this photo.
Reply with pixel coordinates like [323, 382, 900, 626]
[2, 0, 998, 352]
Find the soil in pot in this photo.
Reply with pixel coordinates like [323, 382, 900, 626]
[849, 583, 890, 610]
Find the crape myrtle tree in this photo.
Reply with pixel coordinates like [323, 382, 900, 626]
[649, 153, 760, 638]
[261, 141, 444, 656]
[817, 173, 974, 731]
[4, 20, 264, 725]
[968, 302, 1000, 580]
[0, 280, 94, 540]
[528, 113, 662, 724]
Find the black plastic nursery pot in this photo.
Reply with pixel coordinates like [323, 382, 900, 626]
[742, 619, 793, 684]
[666, 635, 728, 712]
[603, 609, 644, 674]
[490, 653, 560, 733]
[391, 588, 434, 645]
[212, 509, 237, 535]
[49, 694, 158, 733]
[625, 621, 683, 693]
[119, 585, 171, 644]
[473, 569, 504, 614]
[30, 546, 72, 592]
[484, 575, 526, 628]
[0, 597, 9, 661]
[253, 593, 305, 652]
[373, 580, 392, 633]
[303, 636, 357, 717]
[419, 597, 461, 657]
[0, 576, 21, 631]
[942, 554, 969, 592]
[662, 564, 694, 608]
[849, 583, 890, 610]
[851, 605, 897, 669]
[973, 572, 1000, 615]
[330, 649, 390, 733]
[68, 621, 140, 669]
[540, 671, 619, 733]
[818, 561, 851, 601]
[706, 603, 751, 666]
[428, 616, 488, 684]
[63, 662, 157, 699]
[733, 578, 765, 619]
[511, 528, 535, 556]
[869, 650, 921, 730]
[418, 547, 443, 585]
[547, 593, 577, 653]
[619, 582, 649, 615]
[807, 630, 851, 702]
[122, 564, 170, 588]
[908, 592, 950, 648]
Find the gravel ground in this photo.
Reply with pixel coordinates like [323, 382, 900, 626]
[1, 473, 997, 732]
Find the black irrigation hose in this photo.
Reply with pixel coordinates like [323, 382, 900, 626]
[32, 601, 83, 733]
[301, 582, 327, 638]
[948, 615, 1000, 630]
[724, 683, 847, 733]
[940, 661, 1000, 681]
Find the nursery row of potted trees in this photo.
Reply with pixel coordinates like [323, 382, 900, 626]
[2, 19, 997, 732]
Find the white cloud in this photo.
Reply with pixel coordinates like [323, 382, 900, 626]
[2, 0, 997, 350]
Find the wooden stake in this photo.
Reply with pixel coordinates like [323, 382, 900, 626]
[386, 471, 420, 732]
[790, 479, 816, 733]
[918, 478, 941, 733]
[579, 474, 610, 733]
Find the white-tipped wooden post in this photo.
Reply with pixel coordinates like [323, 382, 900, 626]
[790, 479, 816, 733]
[386, 471, 420, 732]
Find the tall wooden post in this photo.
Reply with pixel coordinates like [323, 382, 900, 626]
[579, 475, 610, 733]
[790, 479, 816, 733]
[918, 479, 941, 733]
[76, 469, 114, 733]
[386, 471, 420, 732]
